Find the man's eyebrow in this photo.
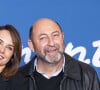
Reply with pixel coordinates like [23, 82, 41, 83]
[39, 31, 60, 37]
[52, 31, 59, 34]
[39, 33, 47, 37]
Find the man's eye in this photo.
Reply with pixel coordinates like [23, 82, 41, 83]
[40, 37, 46, 40]
[54, 34, 58, 36]
[40, 37, 44, 40]
[53, 34, 59, 37]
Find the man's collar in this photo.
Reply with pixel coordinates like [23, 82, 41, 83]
[34, 57, 65, 79]
[21, 54, 81, 80]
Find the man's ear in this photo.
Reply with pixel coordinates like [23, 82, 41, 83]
[28, 39, 35, 52]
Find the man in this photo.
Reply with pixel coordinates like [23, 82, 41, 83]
[11, 18, 100, 90]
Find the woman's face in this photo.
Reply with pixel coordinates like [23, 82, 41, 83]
[0, 30, 14, 68]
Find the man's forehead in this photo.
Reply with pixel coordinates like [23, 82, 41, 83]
[33, 22, 60, 32]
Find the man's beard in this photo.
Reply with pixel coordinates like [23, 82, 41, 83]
[35, 44, 64, 65]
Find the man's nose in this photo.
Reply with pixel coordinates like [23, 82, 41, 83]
[48, 37, 55, 46]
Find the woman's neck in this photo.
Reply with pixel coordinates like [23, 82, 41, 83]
[0, 66, 5, 73]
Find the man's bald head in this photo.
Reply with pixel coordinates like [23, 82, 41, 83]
[29, 18, 62, 39]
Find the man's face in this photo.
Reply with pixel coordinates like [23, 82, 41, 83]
[31, 19, 64, 64]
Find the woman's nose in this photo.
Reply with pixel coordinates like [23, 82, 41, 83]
[0, 45, 5, 53]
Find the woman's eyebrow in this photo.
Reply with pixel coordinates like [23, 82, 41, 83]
[0, 38, 14, 47]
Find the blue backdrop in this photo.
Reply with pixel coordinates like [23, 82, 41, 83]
[0, 0, 100, 79]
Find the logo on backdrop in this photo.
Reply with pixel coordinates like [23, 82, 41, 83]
[22, 40, 100, 67]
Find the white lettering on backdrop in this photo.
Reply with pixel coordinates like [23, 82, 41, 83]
[22, 40, 100, 67]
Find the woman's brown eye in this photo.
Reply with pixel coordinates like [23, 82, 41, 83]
[6, 46, 14, 51]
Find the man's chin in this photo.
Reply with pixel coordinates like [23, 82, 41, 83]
[45, 55, 61, 64]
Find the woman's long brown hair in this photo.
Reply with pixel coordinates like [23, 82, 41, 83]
[0, 24, 22, 80]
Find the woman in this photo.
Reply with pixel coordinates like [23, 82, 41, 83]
[0, 24, 22, 90]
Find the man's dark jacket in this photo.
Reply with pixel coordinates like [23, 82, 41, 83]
[10, 53, 100, 90]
